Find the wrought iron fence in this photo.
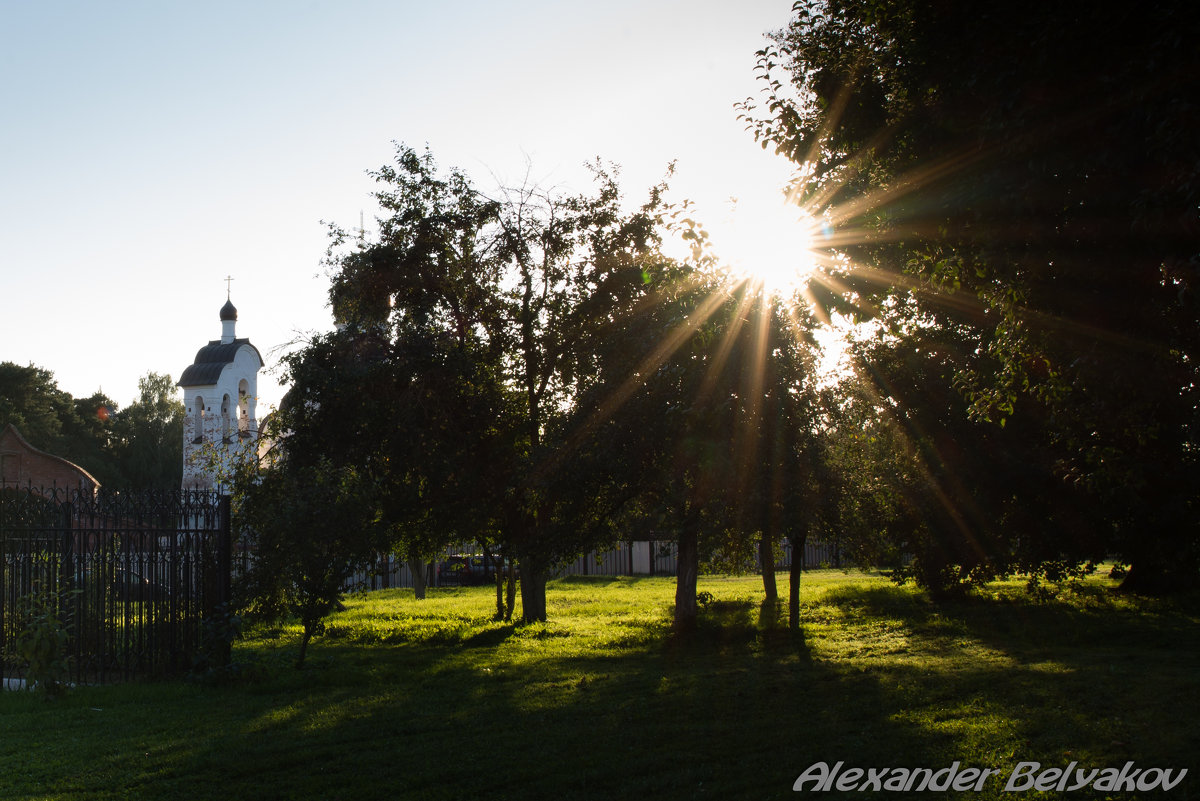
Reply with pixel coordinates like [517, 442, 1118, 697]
[0, 486, 230, 687]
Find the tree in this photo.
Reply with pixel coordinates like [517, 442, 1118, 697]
[305, 145, 677, 623]
[63, 392, 118, 483]
[285, 144, 832, 629]
[110, 372, 184, 489]
[0, 363, 74, 450]
[0, 365, 185, 490]
[562, 248, 826, 628]
[741, 1, 1200, 593]
[232, 449, 382, 667]
[0, 362, 120, 485]
[487, 164, 678, 623]
[275, 322, 512, 611]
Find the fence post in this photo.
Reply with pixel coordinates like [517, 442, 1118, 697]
[218, 495, 232, 607]
[59, 501, 74, 593]
[217, 494, 233, 667]
[57, 500, 78, 685]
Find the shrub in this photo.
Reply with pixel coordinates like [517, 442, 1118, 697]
[12, 583, 79, 697]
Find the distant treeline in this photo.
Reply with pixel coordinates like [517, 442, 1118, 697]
[0, 362, 183, 489]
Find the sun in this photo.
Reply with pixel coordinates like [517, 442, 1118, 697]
[717, 196, 824, 297]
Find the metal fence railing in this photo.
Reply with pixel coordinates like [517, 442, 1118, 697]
[0, 486, 230, 687]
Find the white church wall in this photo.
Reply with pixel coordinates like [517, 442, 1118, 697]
[179, 300, 263, 492]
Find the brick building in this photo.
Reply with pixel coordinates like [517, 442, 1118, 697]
[0, 423, 100, 492]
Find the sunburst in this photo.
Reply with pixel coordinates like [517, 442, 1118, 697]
[716, 196, 825, 298]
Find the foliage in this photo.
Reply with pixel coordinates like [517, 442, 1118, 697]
[740, 1, 1200, 593]
[0, 364, 184, 489]
[815, 325, 1105, 597]
[296, 143, 839, 627]
[188, 602, 245, 684]
[11, 583, 79, 697]
[231, 449, 383, 667]
[109, 372, 184, 489]
[0, 362, 119, 485]
[0, 364, 76, 448]
[564, 265, 826, 626]
[298, 144, 686, 623]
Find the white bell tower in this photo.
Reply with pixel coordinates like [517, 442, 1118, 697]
[178, 296, 264, 491]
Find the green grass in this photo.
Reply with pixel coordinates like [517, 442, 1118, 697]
[1, 570, 1197, 800]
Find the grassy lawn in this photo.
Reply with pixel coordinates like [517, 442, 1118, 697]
[1, 569, 1197, 800]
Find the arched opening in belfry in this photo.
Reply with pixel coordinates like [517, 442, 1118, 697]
[193, 396, 206, 444]
[238, 379, 251, 436]
[221, 394, 232, 443]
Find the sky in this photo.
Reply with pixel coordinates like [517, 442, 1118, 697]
[1, 0, 802, 413]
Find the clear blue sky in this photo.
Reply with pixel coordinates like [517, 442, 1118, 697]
[1, 0, 799, 412]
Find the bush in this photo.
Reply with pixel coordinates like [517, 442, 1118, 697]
[12, 583, 79, 697]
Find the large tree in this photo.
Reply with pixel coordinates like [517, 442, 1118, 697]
[741, 1, 1200, 592]
[305, 145, 678, 622]
[558, 240, 826, 628]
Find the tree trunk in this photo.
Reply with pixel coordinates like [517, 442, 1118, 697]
[760, 537, 778, 602]
[788, 533, 805, 630]
[505, 560, 517, 622]
[493, 566, 506, 620]
[483, 547, 504, 620]
[520, 564, 547, 623]
[297, 623, 315, 667]
[409, 558, 427, 600]
[674, 526, 700, 631]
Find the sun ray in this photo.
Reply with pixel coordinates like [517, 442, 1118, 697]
[695, 283, 757, 404]
[733, 294, 772, 480]
[842, 345, 995, 566]
[547, 285, 733, 466]
[713, 197, 826, 298]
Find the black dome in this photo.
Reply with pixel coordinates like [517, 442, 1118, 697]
[219, 299, 238, 321]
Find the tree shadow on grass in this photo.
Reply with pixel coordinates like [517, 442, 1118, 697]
[815, 581, 1200, 772]
[664, 597, 756, 645]
[818, 581, 1200, 663]
[664, 597, 813, 665]
[754, 599, 815, 661]
[207, 631, 937, 800]
[39, 600, 950, 801]
[551, 575, 680, 590]
[461, 625, 517, 648]
[28, 581, 1198, 801]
